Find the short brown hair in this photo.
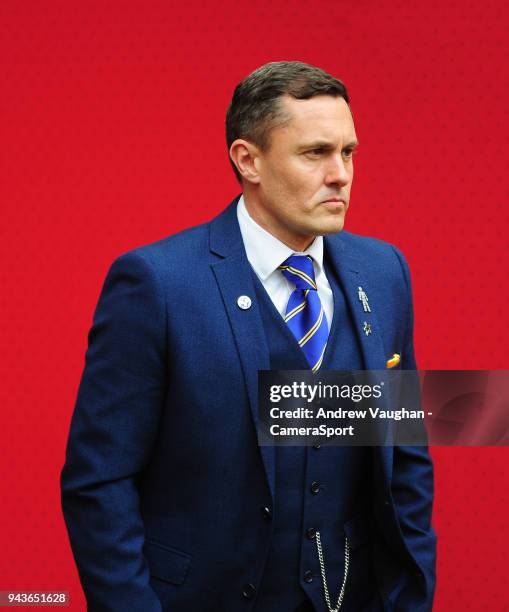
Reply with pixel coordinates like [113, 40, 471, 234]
[226, 61, 350, 182]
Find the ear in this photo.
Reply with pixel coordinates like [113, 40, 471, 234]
[229, 139, 261, 184]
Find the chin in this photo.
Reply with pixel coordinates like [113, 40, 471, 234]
[318, 217, 345, 236]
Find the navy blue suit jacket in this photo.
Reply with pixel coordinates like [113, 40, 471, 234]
[61, 197, 436, 611]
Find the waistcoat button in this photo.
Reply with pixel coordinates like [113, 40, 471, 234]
[261, 506, 272, 521]
[310, 481, 321, 494]
[303, 570, 314, 583]
[307, 527, 317, 539]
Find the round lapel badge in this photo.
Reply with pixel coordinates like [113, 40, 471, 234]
[237, 295, 252, 310]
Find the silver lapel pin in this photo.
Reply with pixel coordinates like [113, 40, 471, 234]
[358, 286, 371, 313]
[363, 321, 372, 336]
[237, 295, 252, 310]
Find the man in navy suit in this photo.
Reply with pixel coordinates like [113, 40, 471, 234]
[61, 61, 436, 611]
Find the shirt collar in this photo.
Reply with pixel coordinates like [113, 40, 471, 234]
[237, 194, 324, 281]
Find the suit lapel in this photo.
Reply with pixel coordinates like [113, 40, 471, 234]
[325, 233, 387, 369]
[209, 198, 275, 498]
[325, 233, 394, 480]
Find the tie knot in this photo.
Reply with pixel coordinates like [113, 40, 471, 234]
[279, 255, 317, 290]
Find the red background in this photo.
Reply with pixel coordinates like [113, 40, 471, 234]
[2, 1, 508, 610]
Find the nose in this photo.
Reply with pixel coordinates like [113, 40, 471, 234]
[324, 153, 351, 187]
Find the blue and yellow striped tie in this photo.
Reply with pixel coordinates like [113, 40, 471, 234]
[279, 255, 329, 373]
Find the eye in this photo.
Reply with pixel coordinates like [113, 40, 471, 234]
[307, 148, 325, 156]
[342, 149, 354, 158]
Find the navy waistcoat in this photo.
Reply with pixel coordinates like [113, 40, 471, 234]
[252, 253, 377, 612]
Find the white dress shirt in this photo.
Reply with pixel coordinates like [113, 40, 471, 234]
[237, 194, 334, 328]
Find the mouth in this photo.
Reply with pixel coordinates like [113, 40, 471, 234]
[321, 196, 346, 204]
[321, 197, 346, 208]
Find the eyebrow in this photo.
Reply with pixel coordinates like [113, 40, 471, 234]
[299, 140, 360, 151]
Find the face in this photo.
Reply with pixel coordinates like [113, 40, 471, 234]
[244, 94, 358, 251]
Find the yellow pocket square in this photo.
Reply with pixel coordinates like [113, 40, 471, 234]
[386, 353, 401, 368]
